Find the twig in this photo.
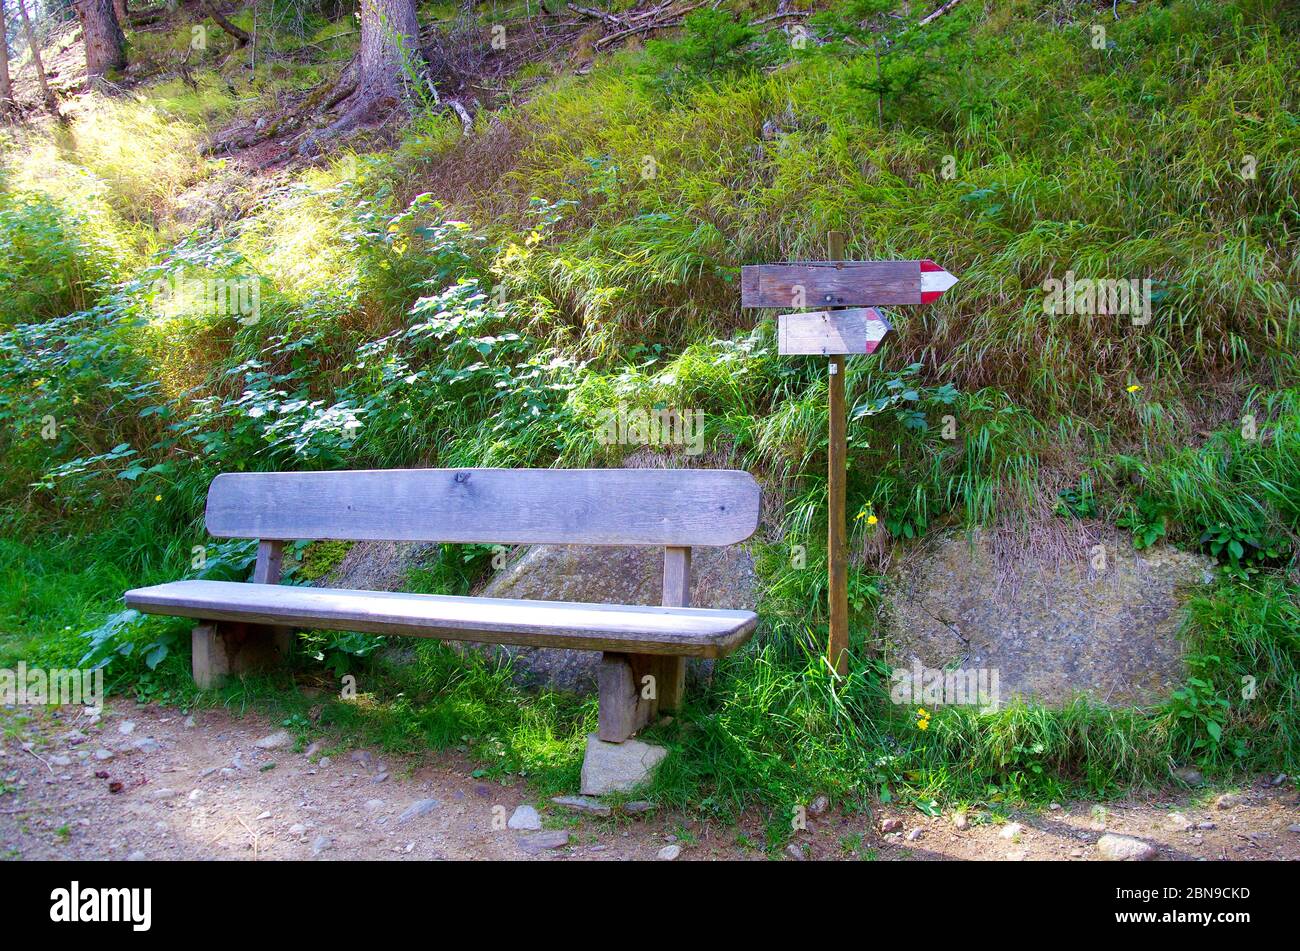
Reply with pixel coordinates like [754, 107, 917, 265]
[23, 746, 55, 776]
[567, 3, 625, 27]
[918, 0, 963, 26]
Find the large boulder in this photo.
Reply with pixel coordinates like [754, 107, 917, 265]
[471, 544, 758, 692]
[883, 529, 1216, 707]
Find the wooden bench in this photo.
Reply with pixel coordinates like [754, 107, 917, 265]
[124, 467, 760, 743]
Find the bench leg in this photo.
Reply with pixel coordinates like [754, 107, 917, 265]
[650, 656, 686, 713]
[597, 652, 657, 743]
[191, 622, 292, 689]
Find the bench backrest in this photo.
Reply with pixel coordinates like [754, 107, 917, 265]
[206, 468, 761, 547]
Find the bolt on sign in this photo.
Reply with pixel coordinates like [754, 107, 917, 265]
[742, 244, 958, 675]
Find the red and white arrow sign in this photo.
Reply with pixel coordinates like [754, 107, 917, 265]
[741, 260, 959, 308]
[920, 259, 958, 304]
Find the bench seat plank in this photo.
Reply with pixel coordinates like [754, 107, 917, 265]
[125, 580, 757, 659]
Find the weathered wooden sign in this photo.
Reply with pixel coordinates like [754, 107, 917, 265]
[777, 307, 892, 356]
[744, 242, 960, 678]
[741, 260, 958, 308]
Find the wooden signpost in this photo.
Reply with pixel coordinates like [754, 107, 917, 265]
[742, 240, 958, 676]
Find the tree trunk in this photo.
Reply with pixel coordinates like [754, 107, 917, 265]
[74, 0, 127, 81]
[341, 0, 423, 124]
[113, 0, 128, 22]
[0, 2, 14, 115]
[15, 0, 58, 113]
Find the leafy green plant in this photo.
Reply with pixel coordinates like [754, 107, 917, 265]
[1117, 494, 1169, 549]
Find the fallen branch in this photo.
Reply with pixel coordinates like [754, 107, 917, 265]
[918, 0, 963, 26]
[567, 3, 625, 27]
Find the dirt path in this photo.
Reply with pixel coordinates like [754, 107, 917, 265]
[2, 700, 1296, 861]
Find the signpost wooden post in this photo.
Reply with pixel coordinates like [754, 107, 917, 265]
[742, 244, 958, 677]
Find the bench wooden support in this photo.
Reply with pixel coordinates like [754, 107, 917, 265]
[191, 539, 291, 688]
[191, 621, 292, 689]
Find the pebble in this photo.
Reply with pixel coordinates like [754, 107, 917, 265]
[1168, 812, 1193, 831]
[1215, 793, 1242, 810]
[508, 805, 542, 830]
[146, 788, 179, 801]
[118, 721, 136, 735]
[257, 811, 272, 820]
[623, 801, 655, 815]
[1097, 833, 1156, 861]
[371, 772, 389, 784]
[50, 755, 72, 767]
[126, 851, 146, 861]
[398, 799, 439, 824]
[808, 794, 829, 816]
[906, 827, 924, 842]
[952, 811, 969, 830]
[132, 738, 161, 753]
[318, 757, 331, 768]
[880, 818, 902, 833]
[364, 799, 385, 812]
[516, 830, 569, 854]
[551, 795, 612, 817]
[1287, 824, 1300, 834]
[658, 844, 681, 861]
[1174, 767, 1203, 786]
[784, 842, 806, 861]
[93, 749, 114, 761]
[183, 716, 195, 728]
[999, 822, 1023, 841]
[310, 836, 332, 856]
[288, 823, 307, 836]
[254, 731, 292, 750]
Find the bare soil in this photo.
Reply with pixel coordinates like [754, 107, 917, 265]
[3, 699, 1297, 862]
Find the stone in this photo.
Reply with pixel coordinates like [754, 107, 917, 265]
[906, 827, 924, 842]
[1215, 793, 1242, 810]
[623, 801, 655, 815]
[808, 794, 829, 816]
[118, 721, 136, 735]
[372, 772, 389, 784]
[126, 851, 146, 861]
[132, 738, 161, 753]
[579, 735, 668, 796]
[508, 805, 542, 830]
[398, 799, 439, 824]
[551, 795, 612, 817]
[1097, 834, 1156, 861]
[516, 830, 569, 854]
[93, 749, 114, 761]
[880, 818, 903, 833]
[310, 836, 333, 856]
[183, 716, 196, 728]
[467, 541, 758, 691]
[50, 755, 72, 767]
[952, 812, 969, 830]
[884, 530, 1215, 706]
[254, 731, 293, 750]
[657, 844, 681, 861]
[1173, 767, 1204, 786]
[1168, 812, 1193, 831]
[1287, 824, 1300, 834]
[784, 843, 805, 861]
[304, 742, 323, 758]
[1197, 821, 1217, 830]
[999, 823, 1023, 841]
[146, 788, 179, 801]
[288, 823, 307, 836]
[364, 799, 385, 812]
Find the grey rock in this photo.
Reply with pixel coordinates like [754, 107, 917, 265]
[885, 530, 1215, 706]
[183, 716, 196, 728]
[1197, 821, 1217, 830]
[952, 812, 969, 830]
[880, 818, 903, 833]
[364, 799, 385, 812]
[372, 772, 389, 784]
[657, 844, 681, 861]
[118, 721, 136, 735]
[1215, 793, 1242, 810]
[146, 788, 179, 801]
[254, 730, 293, 750]
[784, 843, 806, 861]
[1173, 767, 1204, 786]
[93, 749, 114, 761]
[507, 805, 542, 830]
[50, 755, 72, 767]
[126, 851, 146, 861]
[1097, 834, 1156, 861]
[288, 823, 307, 836]
[398, 799, 439, 824]
[1168, 812, 1193, 831]
[808, 794, 829, 816]
[1287, 824, 1300, 834]
[906, 827, 924, 841]
[579, 735, 668, 796]
[623, 800, 655, 815]
[516, 830, 569, 854]
[310, 836, 333, 856]
[132, 738, 162, 754]
[551, 795, 613, 817]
